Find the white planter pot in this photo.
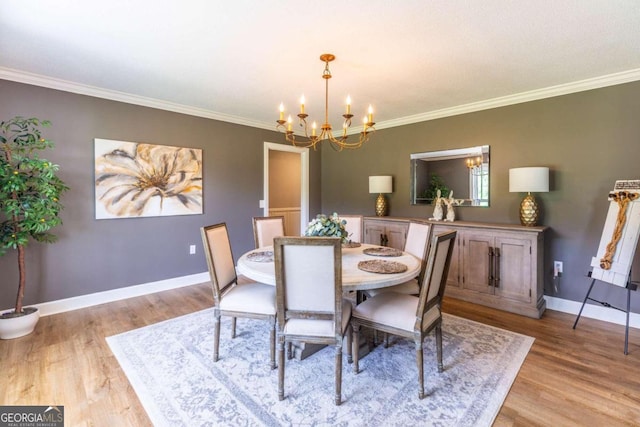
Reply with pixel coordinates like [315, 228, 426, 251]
[0, 307, 40, 339]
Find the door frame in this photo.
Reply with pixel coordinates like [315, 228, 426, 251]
[263, 142, 309, 234]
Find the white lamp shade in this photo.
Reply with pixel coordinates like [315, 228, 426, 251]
[509, 167, 549, 193]
[369, 175, 392, 194]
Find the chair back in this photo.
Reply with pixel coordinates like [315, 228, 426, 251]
[403, 221, 432, 281]
[253, 216, 285, 249]
[340, 215, 363, 243]
[273, 237, 343, 335]
[201, 223, 238, 304]
[416, 230, 457, 330]
[404, 221, 431, 259]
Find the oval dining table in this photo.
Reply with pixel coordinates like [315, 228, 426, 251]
[237, 243, 421, 292]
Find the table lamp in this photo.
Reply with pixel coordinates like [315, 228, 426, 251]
[509, 167, 549, 226]
[369, 176, 393, 216]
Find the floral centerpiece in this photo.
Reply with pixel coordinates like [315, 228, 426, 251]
[304, 213, 349, 243]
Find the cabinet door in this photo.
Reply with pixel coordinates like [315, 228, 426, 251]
[385, 222, 407, 250]
[364, 222, 386, 246]
[494, 236, 532, 303]
[462, 233, 494, 294]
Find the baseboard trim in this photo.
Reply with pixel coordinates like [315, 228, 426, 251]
[544, 296, 640, 329]
[8, 272, 639, 330]
[32, 272, 210, 316]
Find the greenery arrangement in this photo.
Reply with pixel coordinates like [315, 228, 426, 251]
[304, 213, 349, 243]
[423, 173, 450, 203]
[0, 117, 69, 317]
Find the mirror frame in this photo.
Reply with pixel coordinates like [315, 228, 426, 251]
[410, 145, 490, 207]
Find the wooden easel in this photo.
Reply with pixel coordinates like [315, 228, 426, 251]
[573, 180, 640, 354]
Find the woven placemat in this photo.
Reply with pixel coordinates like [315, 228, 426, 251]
[246, 251, 273, 262]
[363, 247, 402, 257]
[358, 259, 408, 274]
[342, 242, 362, 248]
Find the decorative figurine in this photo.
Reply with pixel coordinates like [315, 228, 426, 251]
[430, 189, 444, 221]
[445, 190, 456, 222]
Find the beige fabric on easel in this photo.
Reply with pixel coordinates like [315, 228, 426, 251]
[600, 191, 639, 270]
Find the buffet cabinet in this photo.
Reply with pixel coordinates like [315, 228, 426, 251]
[363, 217, 547, 318]
[363, 218, 409, 249]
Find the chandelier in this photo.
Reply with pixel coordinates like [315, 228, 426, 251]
[276, 53, 376, 151]
[466, 156, 487, 176]
[465, 156, 483, 169]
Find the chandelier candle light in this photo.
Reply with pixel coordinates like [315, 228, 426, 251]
[276, 54, 376, 151]
[466, 156, 483, 169]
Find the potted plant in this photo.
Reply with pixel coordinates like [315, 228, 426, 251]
[0, 117, 69, 339]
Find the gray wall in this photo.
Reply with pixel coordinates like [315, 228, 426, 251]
[3, 78, 640, 315]
[0, 80, 322, 308]
[321, 81, 640, 312]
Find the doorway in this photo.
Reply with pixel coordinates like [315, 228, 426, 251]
[263, 142, 309, 236]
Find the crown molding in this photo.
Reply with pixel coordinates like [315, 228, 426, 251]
[374, 68, 640, 131]
[0, 67, 275, 131]
[3, 66, 640, 133]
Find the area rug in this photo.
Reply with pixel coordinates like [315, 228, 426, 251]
[106, 309, 533, 427]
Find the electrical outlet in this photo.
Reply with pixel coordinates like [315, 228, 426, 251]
[553, 261, 563, 277]
[189, 244, 196, 255]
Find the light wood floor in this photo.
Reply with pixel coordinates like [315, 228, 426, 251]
[2, 282, 639, 427]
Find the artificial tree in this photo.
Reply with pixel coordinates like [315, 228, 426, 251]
[0, 116, 69, 317]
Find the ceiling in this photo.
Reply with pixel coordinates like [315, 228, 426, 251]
[1, 1, 639, 132]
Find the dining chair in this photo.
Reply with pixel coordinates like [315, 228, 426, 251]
[364, 221, 432, 346]
[366, 220, 432, 297]
[340, 214, 364, 243]
[201, 223, 277, 369]
[351, 230, 457, 399]
[252, 216, 285, 249]
[273, 236, 352, 406]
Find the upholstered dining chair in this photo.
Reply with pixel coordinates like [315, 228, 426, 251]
[340, 214, 364, 243]
[351, 230, 457, 399]
[366, 220, 432, 297]
[273, 236, 352, 406]
[201, 223, 277, 369]
[252, 215, 285, 249]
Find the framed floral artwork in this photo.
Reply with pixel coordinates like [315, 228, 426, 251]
[94, 138, 203, 219]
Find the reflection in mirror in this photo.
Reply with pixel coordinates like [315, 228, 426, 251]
[410, 145, 489, 207]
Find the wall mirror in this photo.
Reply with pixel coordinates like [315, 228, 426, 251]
[410, 145, 489, 207]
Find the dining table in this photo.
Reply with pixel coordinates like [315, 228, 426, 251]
[237, 242, 421, 360]
[237, 243, 421, 292]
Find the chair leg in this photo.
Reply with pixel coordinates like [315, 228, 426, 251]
[287, 342, 293, 360]
[352, 324, 360, 374]
[213, 314, 221, 362]
[231, 317, 237, 339]
[416, 340, 424, 399]
[346, 325, 353, 364]
[383, 332, 389, 348]
[436, 325, 443, 373]
[277, 338, 285, 401]
[270, 321, 276, 370]
[335, 344, 343, 406]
